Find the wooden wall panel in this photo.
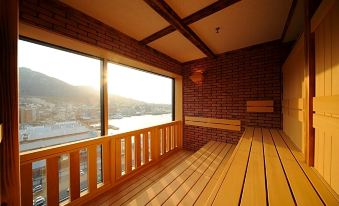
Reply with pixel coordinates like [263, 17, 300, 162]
[282, 36, 306, 153]
[313, 0, 339, 195]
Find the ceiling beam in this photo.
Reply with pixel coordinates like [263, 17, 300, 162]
[144, 0, 216, 58]
[141, 0, 240, 45]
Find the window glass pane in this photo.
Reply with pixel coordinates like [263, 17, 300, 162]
[18, 40, 102, 152]
[107, 63, 173, 135]
[97, 145, 103, 185]
[80, 148, 88, 194]
[32, 160, 46, 206]
[59, 154, 70, 203]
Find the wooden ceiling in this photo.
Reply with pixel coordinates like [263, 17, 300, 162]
[61, 0, 297, 63]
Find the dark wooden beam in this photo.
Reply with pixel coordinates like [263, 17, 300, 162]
[0, 0, 20, 205]
[281, 0, 297, 41]
[141, 26, 176, 45]
[144, 0, 216, 58]
[141, 0, 240, 45]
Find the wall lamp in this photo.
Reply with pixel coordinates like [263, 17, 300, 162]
[190, 69, 204, 85]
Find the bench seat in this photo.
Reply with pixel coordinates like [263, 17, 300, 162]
[203, 128, 339, 206]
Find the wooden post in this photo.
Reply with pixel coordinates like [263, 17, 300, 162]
[20, 163, 33, 205]
[0, 0, 20, 205]
[135, 134, 141, 168]
[103, 140, 112, 185]
[46, 157, 60, 206]
[178, 122, 183, 149]
[125, 137, 132, 173]
[169, 126, 173, 150]
[115, 138, 121, 179]
[304, 0, 321, 166]
[144, 132, 150, 163]
[70, 151, 80, 201]
[101, 60, 108, 136]
[151, 128, 160, 161]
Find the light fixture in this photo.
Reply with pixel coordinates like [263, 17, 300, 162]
[215, 26, 220, 34]
[190, 69, 204, 85]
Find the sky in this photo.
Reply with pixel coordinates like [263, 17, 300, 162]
[18, 40, 172, 104]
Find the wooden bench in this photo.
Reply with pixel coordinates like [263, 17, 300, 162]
[200, 127, 339, 206]
[126, 141, 236, 205]
[125, 128, 339, 206]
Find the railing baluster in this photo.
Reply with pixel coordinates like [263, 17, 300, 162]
[115, 138, 121, 179]
[135, 134, 141, 168]
[162, 127, 166, 155]
[70, 151, 80, 201]
[20, 163, 32, 205]
[103, 140, 111, 184]
[165, 127, 168, 153]
[174, 124, 178, 148]
[144, 132, 150, 164]
[126, 137, 132, 174]
[169, 126, 173, 150]
[149, 132, 152, 161]
[177, 122, 182, 148]
[88, 145, 97, 192]
[46, 157, 59, 206]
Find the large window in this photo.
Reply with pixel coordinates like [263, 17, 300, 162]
[18, 39, 102, 152]
[18, 39, 174, 205]
[107, 62, 173, 135]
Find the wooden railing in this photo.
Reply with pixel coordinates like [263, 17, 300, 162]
[20, 121, 182, 206]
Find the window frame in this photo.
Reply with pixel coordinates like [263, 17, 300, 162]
[18, 37, 105, 143]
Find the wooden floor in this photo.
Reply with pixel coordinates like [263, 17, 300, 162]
[88, 141, 235, 206]
[127, 141, 235, 206]
[87, 150, 193, 206]
[88, 128, 339, 206]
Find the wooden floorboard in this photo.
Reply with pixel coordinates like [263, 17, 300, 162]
[278, 130, 339, 206]
[262, 128, 294, 205]
[270, 129, 323, 205]
[161, 143, 227, 206]
[178, 144, 235, 206]
[127, 141, 217, 206]
[86, 150, 192, 206]
[240, 128, 266, 205]
[212, 127, 254, 205]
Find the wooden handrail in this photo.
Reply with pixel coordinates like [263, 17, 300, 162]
[20, 121, 182, 205]
[20, 120, 181, 164]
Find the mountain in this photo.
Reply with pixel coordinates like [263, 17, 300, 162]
[19, 67, 148, 105]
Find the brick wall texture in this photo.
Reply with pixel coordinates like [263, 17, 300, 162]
[183, 41, 292, 151]
[19, 0, 292, 151]
[19, 0, 182, 75]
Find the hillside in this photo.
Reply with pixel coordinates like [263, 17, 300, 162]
[19, 67, 168, 107]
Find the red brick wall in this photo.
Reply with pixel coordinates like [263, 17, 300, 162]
[183, 41, 292, 151]
[19, 0, 182, 74]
